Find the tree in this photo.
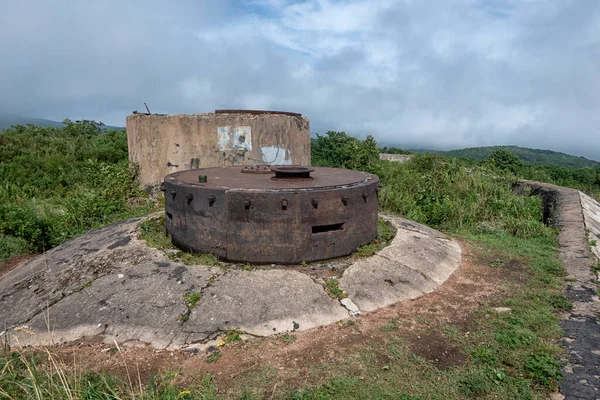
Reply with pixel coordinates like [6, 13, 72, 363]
[311, 131, 379, 171]
[485, 149, 524, 175]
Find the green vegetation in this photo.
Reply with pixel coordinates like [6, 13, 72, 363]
[311, 131, 379, 171]
[287, 233, 566, 399]
[0, 127, 578, 398]
[224, 329, 244, 344]
[280, 333, 297, 345]
[0, 120, 157, 270]
[378, 146, 412, 155]
[413, 145, 600, 169]
[325, 278, 347, 300]
[139, 216, 221, 266]
[206, 351, 222, 364]
[0, 114, 124, 131]
[352, 218, 396, 257]
[184, 292, 202, 309]
[408, 145, 600, 200]
[0, 347, 219, 399]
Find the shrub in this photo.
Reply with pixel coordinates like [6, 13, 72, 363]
[0, 121, 155, 259]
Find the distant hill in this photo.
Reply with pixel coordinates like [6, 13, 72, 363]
[411, 145, 600, 169]
[0, 114, 123, 131]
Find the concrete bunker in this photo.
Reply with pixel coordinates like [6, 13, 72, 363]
[126, 110, 311, 191]
[163, 165, 380, 264]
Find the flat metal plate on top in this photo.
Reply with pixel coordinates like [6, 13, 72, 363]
[168, 166, 375, 191]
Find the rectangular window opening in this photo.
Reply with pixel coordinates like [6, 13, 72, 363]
[312, 222, 345, 234]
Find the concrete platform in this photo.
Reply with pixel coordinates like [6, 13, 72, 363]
[0, 214, 461, 349]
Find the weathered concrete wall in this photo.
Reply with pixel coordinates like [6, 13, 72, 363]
[581, 191, 600, 260]
[379, 153, 413, 163]
[126, 111, 311, 190]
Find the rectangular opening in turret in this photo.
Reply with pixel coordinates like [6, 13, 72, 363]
[312, 223, 345, 234]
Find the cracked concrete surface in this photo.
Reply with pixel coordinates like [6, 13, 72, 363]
[0, 214, 461, 349]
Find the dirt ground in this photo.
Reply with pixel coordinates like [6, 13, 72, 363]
[20, 239, 525, 397]
[0, 254, 35, 278]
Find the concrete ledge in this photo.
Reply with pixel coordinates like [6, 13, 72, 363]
[517, 180, 600, 399]
[0, 214, 462, 349]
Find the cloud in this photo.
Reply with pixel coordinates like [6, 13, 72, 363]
[0, 0, 599, 159]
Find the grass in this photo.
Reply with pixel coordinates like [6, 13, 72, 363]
[0, 128, 576, 398]
[324, 279, 347, 300]
[224, 329, 244, 344]
[286, 232, 566, 399]
[206, 351, 222, 364]
[0, 122, 159, 268]
[184, 292, 202, 308]
[139, 215, 221, 266]
[280, 333, 297, 345]
[0, 234, 30, 273]
[352, 218, 397, 258]
[0, 343, 220, 399]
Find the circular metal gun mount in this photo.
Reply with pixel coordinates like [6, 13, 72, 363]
[163, 166, 380, 264]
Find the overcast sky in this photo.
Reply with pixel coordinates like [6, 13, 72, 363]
[1, 0, 599, 159]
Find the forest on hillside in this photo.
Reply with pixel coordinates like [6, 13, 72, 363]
[409, 145, 600, 169]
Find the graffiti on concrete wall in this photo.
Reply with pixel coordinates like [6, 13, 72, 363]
[261, 146, 292, 165]
[217, 126, 252, 151]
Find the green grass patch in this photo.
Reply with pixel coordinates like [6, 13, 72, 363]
[139, 215, 221, 266]
[352, 217, 397, 257]
[325, 279, 347, 300]
[206, 351, 222, 364]
[184, 292, 202, 308]
[0, 348, 219, 399]
[286, 232, 566, 399]
[280, 333, 297, 345]
[0, 234, 30, 272]
[0, 121, 158, 266]
[224, 329, 244, 343]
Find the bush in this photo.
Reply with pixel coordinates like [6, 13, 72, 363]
[485, 149, 524, 175]
[311, 131, 379, 171]
[0, 121, 156, 259]
[311, 132, 552, 239]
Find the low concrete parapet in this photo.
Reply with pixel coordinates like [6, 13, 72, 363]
[379, 153, 413, 162]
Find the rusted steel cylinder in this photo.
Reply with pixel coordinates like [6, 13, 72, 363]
[163, 166, 379, 264]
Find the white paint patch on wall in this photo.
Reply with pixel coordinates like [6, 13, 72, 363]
[261, 146, 292, 165]
[217, 126, 252, 151]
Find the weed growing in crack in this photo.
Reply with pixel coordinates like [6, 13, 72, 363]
[325, 279, 347, 300]
[67, 279, 93, 295]
[178, 314, 189, 323]
[593, 260, 600, 274]
[206, 275, 216, 287]
[224, 329, 243, 343]
[184, 292, 202, 309]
